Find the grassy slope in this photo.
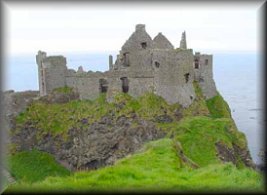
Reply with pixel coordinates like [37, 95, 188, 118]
[7, 150, 71, 183]
[206, 93, 232, 119]
[6, 139, 263, 192]
[6, 84, 264, 192]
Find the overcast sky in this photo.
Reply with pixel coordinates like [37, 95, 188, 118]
[3, 1, 265, 56]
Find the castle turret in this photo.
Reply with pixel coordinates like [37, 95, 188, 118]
[36, 51, 67, 96]
[179, 31, 187, 49]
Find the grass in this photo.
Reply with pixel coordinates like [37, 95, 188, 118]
[183, 82, 210, 117]
[7, 150, 71, 183]
[206, 93, 232, 119]
[6, 138, 263, 193]
[171, 116, 247, 167]
[14, 95, 114, 139]
[13, 92, 180, 141]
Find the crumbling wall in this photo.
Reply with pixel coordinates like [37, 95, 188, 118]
[66, 71, 107, 100]
[105, 72, 154, 102]
[127, 77, 154, 98]
[153, 49, 195, 107]
[114, 24, 154, 72]
[35, 24, 217, 107]
[153, 32, 174, 49]
[121, 24, 154, 52]
[193, 53, 217, 99]
[66, 69, 154, 102]
[36, 51, 67, 96]
[36, 51, 47, 96]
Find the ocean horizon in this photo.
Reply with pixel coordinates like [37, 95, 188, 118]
[3, 51, 264, 164]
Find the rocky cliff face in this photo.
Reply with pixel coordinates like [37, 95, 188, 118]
[2, 90, 39, 146]
[11, 113, 165, 170]
[5, 85, 256, 171]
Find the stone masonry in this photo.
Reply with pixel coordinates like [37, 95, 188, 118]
[36, 24, 217, 107]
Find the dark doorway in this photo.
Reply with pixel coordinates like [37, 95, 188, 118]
[99, 79, 108, 93]
[194, 59, 199, 69]
[120, 77, 129, 93]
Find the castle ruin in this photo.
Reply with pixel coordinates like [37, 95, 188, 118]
[36, 24, 217, 107]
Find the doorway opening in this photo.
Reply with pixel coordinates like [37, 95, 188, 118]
[194, 59, 199, 69]
[120, 77, 129, 93]
[99, 79, 108, 93]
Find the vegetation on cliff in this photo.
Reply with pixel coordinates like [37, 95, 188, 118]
[8, 150, 70, 183]
[5, 84, 264, 192]
[6, 139, 262, 192]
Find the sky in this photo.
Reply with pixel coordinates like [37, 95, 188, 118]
[3, 1, 265, 57]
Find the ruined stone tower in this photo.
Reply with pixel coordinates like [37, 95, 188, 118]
[36, 51, 67, 96]
[36, 24, 217, 107]
[180, 31, 187, 49]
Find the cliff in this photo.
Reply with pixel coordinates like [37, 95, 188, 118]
[3, 82, 263, 192]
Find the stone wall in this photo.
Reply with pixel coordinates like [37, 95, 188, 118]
[194, 53, 217, 99]
[43, 56, 67, 95]
[36, 51, 67, 96]
[153, 32, 174, 49]
[153, 49, 195, 107]
[121, 24, 154, 52]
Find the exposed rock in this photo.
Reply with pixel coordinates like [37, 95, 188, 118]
[3, 168, 16, 184]
[11, 114, 166, 171]
[215, 141, 255, 169]
[174, 108, 183, 121]
[173, 141, 199, 169]
[2, 90, 39, 149]
[154, 114, 173, 123]
[255, 163, 265, 172]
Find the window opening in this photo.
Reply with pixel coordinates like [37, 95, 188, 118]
[184, 73, 190, 83]
[99, 79, 108, 93]
[141, 42, 147, 49]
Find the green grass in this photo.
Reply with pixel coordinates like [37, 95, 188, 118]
[13, 92, 180, 141]
[206, 93, 232, 118]
[6, 138, 263, 193]
[7, 150, 71, 183]
[14, 95, 115, 139]
[183, 82, 210, 117]
[171, 116, 247, 167]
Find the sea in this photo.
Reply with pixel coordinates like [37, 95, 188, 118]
[4, 52, 264, 165]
